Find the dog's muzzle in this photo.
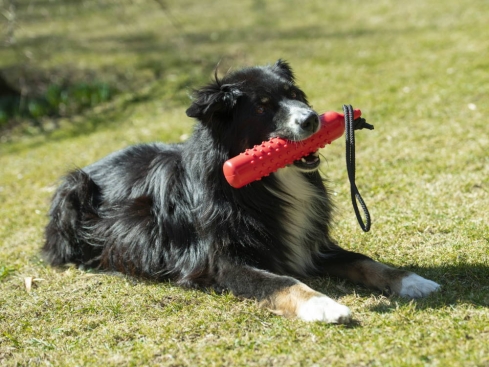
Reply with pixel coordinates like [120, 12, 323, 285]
[289, 109, 321, 172]
[274, 101, 322, 172]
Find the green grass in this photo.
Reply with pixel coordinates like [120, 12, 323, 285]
[1, 0, 488, 366]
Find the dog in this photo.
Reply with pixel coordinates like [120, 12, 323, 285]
[42, 60, 440, 323]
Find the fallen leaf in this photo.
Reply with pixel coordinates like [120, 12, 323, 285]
[24, 277, 33, 293]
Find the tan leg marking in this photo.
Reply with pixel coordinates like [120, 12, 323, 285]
[260, 282, 351, 323]
[260, 282, 320, 317]
[327, 259, 440, 297]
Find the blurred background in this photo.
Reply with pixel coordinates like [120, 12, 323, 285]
[1, 0, 486, 140]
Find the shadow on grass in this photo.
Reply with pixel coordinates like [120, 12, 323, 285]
[0, 87, 154, 155]
[3, 0, 429, 146]
[55, 260, 489, 310]
[321, 263, 489, 313]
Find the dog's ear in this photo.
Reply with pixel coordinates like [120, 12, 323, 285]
[186, 78, 242, 121]
[272, 59, 295, 83]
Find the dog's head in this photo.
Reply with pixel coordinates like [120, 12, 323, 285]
[186, 60, 320, 172]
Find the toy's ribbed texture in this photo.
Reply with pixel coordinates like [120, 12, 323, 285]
[223, 109, 361, 188]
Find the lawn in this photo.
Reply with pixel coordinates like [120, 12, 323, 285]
[1, 0, 488, 366]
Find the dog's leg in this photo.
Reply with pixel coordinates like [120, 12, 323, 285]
[216, 262, 351, 323]
[319, 249, 440, 298]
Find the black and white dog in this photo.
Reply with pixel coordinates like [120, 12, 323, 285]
[43, 60, 440, 323]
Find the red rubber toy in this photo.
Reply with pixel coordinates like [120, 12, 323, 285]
[223, 109, 361, 188]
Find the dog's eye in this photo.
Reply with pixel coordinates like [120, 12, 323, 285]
[290, 91, 297, 99]
[256, 106, 265, 114]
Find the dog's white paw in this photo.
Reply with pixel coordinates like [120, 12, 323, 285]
[399, 273, 440, 298]
[297, 296, 351, 323]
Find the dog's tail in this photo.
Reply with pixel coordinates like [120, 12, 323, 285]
[42, 169, 102, 267]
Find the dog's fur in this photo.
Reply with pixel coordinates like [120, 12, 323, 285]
[42, 60, 440, 323]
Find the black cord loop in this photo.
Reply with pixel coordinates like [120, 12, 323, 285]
[343, 104, 374, 232]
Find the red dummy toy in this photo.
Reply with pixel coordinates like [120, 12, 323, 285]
[223, 109, 361, 188]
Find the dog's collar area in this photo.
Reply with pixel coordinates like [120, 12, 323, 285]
[292, 151, 320, 172]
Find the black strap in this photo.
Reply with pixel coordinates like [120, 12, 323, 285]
[343, 104, 374, 232]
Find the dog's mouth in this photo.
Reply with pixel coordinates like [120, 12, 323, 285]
[293, 151, 320, 172]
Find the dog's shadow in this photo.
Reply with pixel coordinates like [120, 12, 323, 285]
[309, 262, 489, 314]
[55, 261, 488, 321]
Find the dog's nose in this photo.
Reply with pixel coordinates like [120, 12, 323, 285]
[297, 112, 319, 133]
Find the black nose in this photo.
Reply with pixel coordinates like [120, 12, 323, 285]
[297, 113, 319, 133]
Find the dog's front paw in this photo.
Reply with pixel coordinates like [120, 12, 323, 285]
[399, 273, 440, 298]
[297, 296, 351, 323]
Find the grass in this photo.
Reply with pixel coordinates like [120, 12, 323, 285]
[1, 0, 488, 365]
